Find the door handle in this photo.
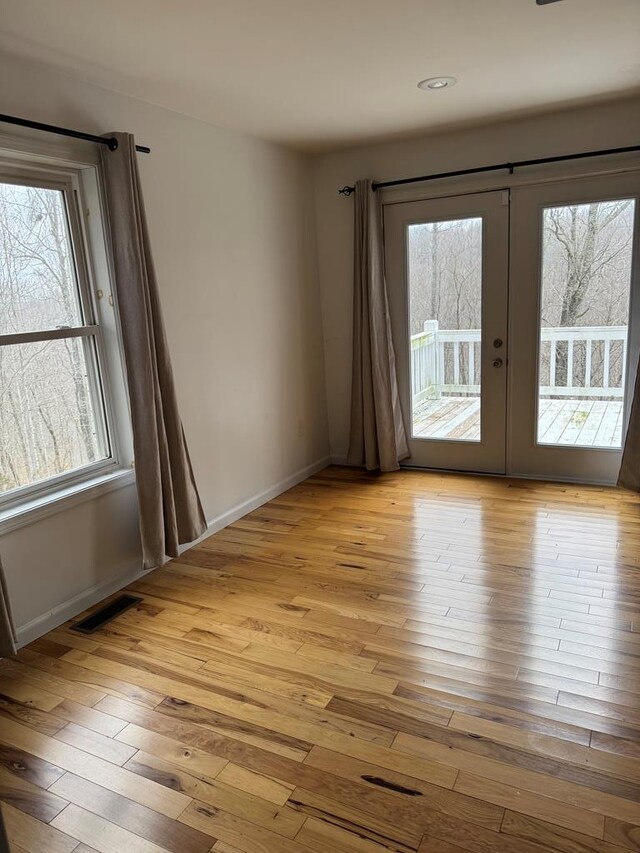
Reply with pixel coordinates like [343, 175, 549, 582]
[493, 358, 503, 368]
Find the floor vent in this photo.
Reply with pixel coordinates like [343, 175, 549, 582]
[71, 594, 142, 633]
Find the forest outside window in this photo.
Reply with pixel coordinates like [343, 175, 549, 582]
[0, 166, 122, 510]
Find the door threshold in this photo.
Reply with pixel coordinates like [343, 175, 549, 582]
[400, 463, 618, 488]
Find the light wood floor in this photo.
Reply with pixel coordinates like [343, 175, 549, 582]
[2, 466, 640, 853]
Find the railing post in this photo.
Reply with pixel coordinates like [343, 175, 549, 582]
[453, 342, 460, 386]
[423, 320, 439, 399]
[567, 340, 574, 388]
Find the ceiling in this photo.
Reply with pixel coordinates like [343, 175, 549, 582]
[1, 0, 639, 152]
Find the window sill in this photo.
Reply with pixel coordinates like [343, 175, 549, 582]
[0, 467, 136, 535]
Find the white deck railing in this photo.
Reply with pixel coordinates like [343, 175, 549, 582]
[411, 322, 627, 401]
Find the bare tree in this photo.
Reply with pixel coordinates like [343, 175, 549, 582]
[543, 201, 633, 386]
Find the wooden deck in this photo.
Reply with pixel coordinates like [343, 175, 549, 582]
[2, 467, 640, 853]
[414, 397, 624, 447]
[413, 397, 482, 441]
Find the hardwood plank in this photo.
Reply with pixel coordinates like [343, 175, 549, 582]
[215, 762, 295, 805]
[294, 812, 415, 852]
[0, 676, 63, 712]
[0, 744, 66, 789]
[1, 801, 78, 853]
[500, 810, 632, 853]
[178, 801, 314, 852]
[0, 658, 106, 707]
[49, 773, 214, 853]
[49, 698, 128, 738]
[603, 817, 640, 850]
[0, 695, 65, 737]
[0, 764, 68, 822]
[454, 770, 604, 836]
[54, 722, 137, 765]
[591, 731, 640, 761]
[415, 809, 558, 852]
[50, 803, 172, 853]
[447, 711, 640, 785]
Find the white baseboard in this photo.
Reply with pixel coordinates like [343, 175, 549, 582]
[15, 455, 331, 648]
[179, 455, 331, 552]
[15, 560, 149, 648]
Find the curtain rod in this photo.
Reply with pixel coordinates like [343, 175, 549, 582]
[0, 113, 151, 154]
[337, 144, 640, 196]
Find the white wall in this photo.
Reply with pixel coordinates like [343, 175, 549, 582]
[314, 97, 640, 461]
[0, 52, 329, 641]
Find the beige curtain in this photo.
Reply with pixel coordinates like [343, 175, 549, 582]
[618, 357, 640, 490]
[101, 133, 206, 569]
[0, 556, 17, 658]
[347, 179, 409, 472]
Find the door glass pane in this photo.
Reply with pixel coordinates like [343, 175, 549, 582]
[407, 217, 482, 441]
[0, 182, 84, 335]
[0, 337, 109, 493]
[537, 199, 636, 448]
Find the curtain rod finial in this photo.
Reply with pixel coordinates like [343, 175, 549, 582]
[107, 137, 118, 151]
[338, 185, 355, 196]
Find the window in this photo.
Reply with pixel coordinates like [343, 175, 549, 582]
[0, 161, 128, 511]
[536, 199, 636, 449]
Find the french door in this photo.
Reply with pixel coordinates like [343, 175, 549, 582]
[384, 173, 640, 483]
[385, 191, 509, 473]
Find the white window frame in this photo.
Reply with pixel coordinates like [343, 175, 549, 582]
[0, 153, 133, 520]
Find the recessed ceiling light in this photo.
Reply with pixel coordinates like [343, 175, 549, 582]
[418, 76, 458, 91]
